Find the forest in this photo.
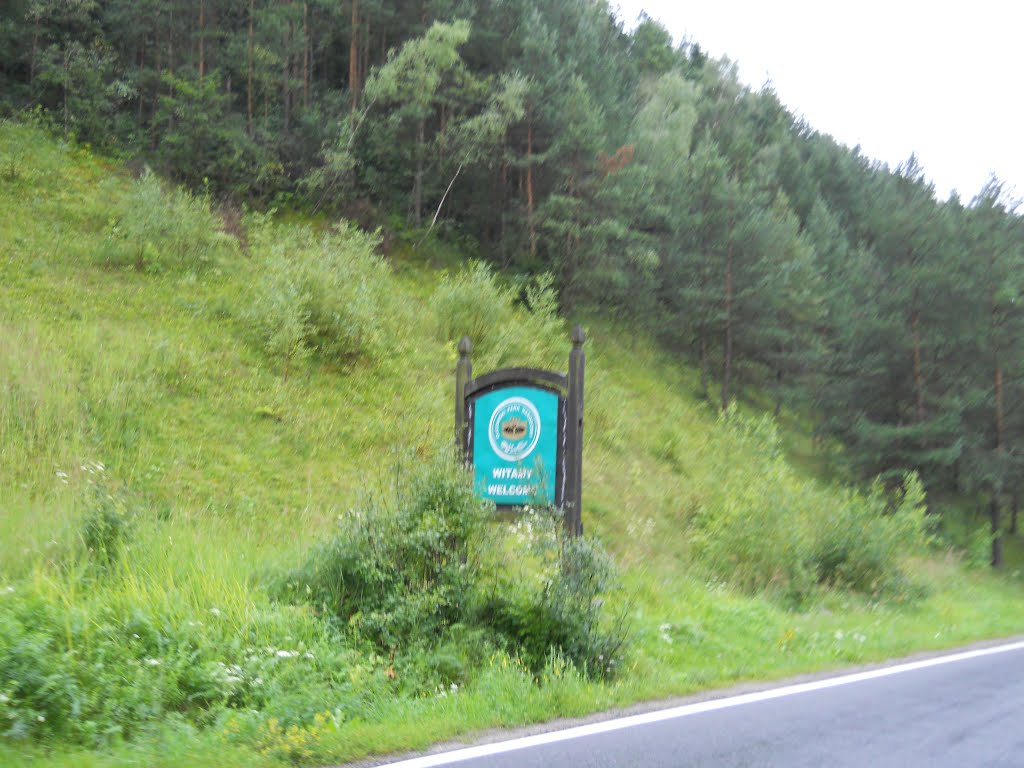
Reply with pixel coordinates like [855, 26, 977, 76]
[2, 0, 1023, 565]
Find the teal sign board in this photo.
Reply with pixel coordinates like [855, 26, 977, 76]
[471, 386, 559, 505]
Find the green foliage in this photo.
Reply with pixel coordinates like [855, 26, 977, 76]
[431, 262, 564, 369]
[280, 455, 627, 678]
[473, 507, 628, 677]
[281, 452, 489, 649]
[691, 410, 931, 603]
[101, 170, 236, 273]
[152, 73, 274, 198]
[245, 218, 390, 376]
[811, 474, 929, 595]
[364, 21, 472, 113]
[78, 476, 134, 571]
[0, 577, 382, 749]
[5, 122, 1024, 767]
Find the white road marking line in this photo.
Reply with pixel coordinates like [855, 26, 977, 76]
[379, 640, 1024, 767]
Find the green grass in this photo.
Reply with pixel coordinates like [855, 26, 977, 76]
[2, 120, 1024, 767]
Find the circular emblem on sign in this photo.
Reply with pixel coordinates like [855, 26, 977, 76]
[488, 396, 542, 462]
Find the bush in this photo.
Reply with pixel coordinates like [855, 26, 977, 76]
[431, 262, 566, 370]
[473, 507, 628, 677]
[691, 409, 930, 603]
[809, 474, 929, 595]
[100, 170, 236, 273]
[246, 219, 390, 377]
[280, 453, 489, 649]
[433, 262, 516, 356]
[280, 454, 627, 680]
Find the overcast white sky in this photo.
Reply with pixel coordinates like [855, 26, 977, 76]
[613, 0, 1023, 203]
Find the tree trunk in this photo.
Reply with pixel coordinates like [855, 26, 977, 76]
[30, 19, 39, 89]
[1011, 490, 1019, 536]
[499, 155, 508, 264]
[303, 2, 310, 108]
[722, 238, 734, 412]
[995, 362, 1005, 449]
[990, 497, 1003, 568]
[362, 13, 371, 98]
[526, 102, 537, 259]
[247, 0, 254, 137]
[438, 104, 447, 163]
[153, 12, 163, 149]
[992, 276, 1006, 561]
[412, 117, 425, 225]
[774, 368, 783, 417]
[282, 21, 292, 134]
[168, 5, 174, 75]
[198, 0, 205, 81]
[911, 296, 925, 421]
[62, 49, 69, 136]
[699, 334, 709, 400]
[349, 0, 359, 122]
[137, 39, 145, 124]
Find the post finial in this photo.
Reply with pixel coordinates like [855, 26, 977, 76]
[458, 336, 472, 356]
[571, 325, 586, 348]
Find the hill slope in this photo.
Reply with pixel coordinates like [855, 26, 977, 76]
[2, 122, 1023, 767]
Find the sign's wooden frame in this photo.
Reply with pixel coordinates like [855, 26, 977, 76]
[455, 327, 586, 535]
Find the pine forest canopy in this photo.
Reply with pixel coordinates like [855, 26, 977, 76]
[1, 0, 1022, 562]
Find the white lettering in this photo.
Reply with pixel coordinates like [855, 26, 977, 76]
[485, 483, 539, 497]
[490, 468, 535, 480]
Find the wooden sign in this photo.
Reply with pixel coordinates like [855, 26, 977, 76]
[455, 326, 586, 535]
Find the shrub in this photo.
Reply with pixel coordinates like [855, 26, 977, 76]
[279, 453, 489, 649]
[246, 220, 390, 377]
[691, 409, 930, 603]
[472, 507, 628, 677]
[689, 411, 815, 599]
[280, 454, 627, 680]
[809, 474, 929, 595]
[100, 170, 236, 273]
[431, 262, 565, 370]
[432, 262, 516, 357]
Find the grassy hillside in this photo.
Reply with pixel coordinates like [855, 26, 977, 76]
[2, 121, 1023, 767]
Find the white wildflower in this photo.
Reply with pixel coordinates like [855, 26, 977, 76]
[145, 658, 161, 667]
[276, 650, 298, 659]
[209, 607, 221, 617]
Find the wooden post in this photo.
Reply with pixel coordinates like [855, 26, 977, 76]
[565, 325, 585, 536]
[455, 336, 472, 459]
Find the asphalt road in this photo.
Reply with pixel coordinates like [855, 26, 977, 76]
[372, 640, 1024, 768]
